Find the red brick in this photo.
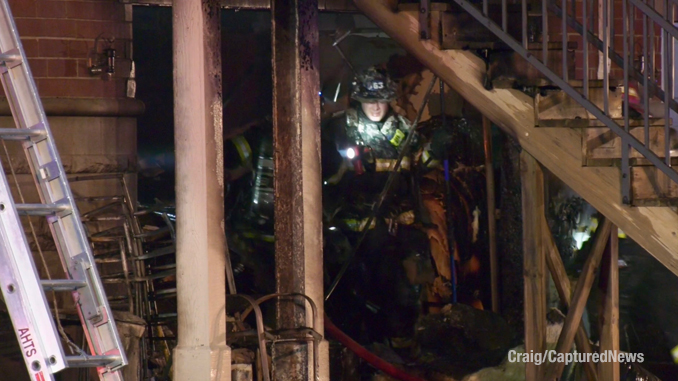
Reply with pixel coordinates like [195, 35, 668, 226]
[36, 77, 125, 98]
[14, 18, 41, 38]
[75, 20, 127, 39]
[37, 1, 67, 19]
[76, 58, 89, 77]
[66, 1, 125, 22]
[112, 38, 130, 59]
[9, 0, 36, 18]
[15, 18, 77, 38]
[47, 59, 77, 77]
[42, 18, 79, 38]
[20, 38, 39, 57]
[27, 58, 48, 77]
[68, 39, 89, 59]
[38, 39, 69, 58]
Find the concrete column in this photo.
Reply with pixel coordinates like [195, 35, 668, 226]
[172, 1, 230, 380]
[271, 0, 328, 380]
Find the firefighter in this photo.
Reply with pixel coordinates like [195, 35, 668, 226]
[323, 66, 461, 342]
[224, 119, 276, 294]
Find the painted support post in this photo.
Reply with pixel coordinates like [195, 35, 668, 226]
[599, 225, 620, 380]
[172, 0, 230, 379]
[521, 151, 547, 381]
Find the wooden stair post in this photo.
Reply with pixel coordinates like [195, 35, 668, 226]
[521, 151, 547, 381]
[542, 215, 598, 381]
[598, 225, 620, 380]
[543, 218, 612, 380]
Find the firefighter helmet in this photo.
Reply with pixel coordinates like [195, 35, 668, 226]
[350, 66, 397, 103]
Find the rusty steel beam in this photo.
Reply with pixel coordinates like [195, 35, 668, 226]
[271, 0, 327, 380]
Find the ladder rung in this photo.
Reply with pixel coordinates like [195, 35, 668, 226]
[41, 279, 86, 291]
[16, 203, 71, 216]
[66, 355, 122, 368]
[0, 127, 46, 140]
[0, 53, 21, 63]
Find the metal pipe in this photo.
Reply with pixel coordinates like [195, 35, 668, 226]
[240, 293, 320, 381]
[440, 78, 457, 304]
[522, 0, 528, 48]
[333, 44, 356, 75]
[644, 3, 650, 147]
[583, 0, 589, 98]
[563, 0, 568, 81]
[623, 0, 632, 204]
[503, 0, 507, 31]
[325, 75, 439, 301]
[227, 294, 271, 381]
[543, 0, 548, 64]
[651, 0, 656, 84]
[604, 0, 610, 114]
[483, 115, 499, 314]
[665, 0, 672, 165]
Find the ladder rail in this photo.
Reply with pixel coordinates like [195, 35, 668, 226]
[0, 1, 128, 379]
[0, 158, 67, 380]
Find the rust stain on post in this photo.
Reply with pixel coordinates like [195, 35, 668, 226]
[272, 0, 323, 379]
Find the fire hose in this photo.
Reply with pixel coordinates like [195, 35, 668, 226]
[324, 315, 427, 381]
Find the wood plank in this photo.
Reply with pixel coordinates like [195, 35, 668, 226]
[542, 216, 598, 381]
[352, 0, 678, 279]
[543, 218, 612, 380]
[631, 166, 678, 205]
[583, 126, 676, 164]
[536, 87, 622, 125]
[123, 0, 358, 11]
[521, 151, 547, 381]
[599, 225, 620, 381]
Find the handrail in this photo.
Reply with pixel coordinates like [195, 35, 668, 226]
[547, 0, 678, 116]
[448, 0, 678, 203]
[237, 292, 321, 381]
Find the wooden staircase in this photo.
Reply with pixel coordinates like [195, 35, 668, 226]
[353, 0, 678, 278]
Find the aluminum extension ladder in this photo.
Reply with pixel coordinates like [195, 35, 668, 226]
[0, 1, 127, 380]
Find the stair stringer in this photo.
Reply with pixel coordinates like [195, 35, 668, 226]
[354, 0, 678, 276]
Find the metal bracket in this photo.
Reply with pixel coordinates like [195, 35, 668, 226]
[419, 0, 430, 40]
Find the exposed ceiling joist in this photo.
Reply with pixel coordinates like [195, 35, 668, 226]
[122, 0, 358, 12]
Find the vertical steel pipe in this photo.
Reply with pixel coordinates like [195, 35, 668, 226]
[664, 0, 672, 165]
[563, 0, 568, 81]
[543, 0, 549, 63]
[583, 0, 589, 97]
[483, 115, 499, 314]
[523, 0, 528, 48]
[644, 1, 650, 147]
[503, 0, 507, 31]
[604, 0, 610, 114]
[623, 0, 631, 204]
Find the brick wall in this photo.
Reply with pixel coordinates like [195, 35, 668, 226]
[8, 0, 132, 98]
[547, 0, 669, 82]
